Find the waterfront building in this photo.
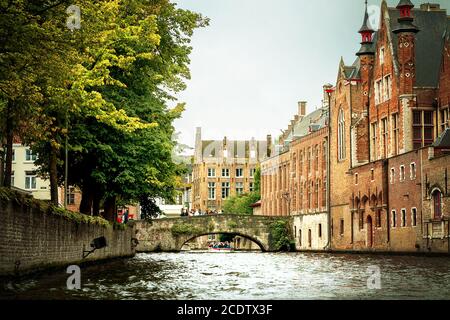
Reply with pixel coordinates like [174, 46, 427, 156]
[261, 0, 450, 254]
[11, 143, 51, 201]
[261, 99, 330, 251]
[191, 127, 270, 212]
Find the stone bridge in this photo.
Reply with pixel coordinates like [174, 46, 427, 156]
[134, 215, 293, 252]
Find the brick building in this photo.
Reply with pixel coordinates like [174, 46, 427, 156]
[261, 0, 450, 254]
[261, 97, 330, 251]
[330, 0, 450, 254]
[192, 127, 270, 212]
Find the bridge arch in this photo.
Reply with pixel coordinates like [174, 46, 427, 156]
[181, 232, 267, 252]
[134, 215, 293, 253]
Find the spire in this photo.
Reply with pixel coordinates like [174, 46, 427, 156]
[356, 0, 375, 56]
[393, 0, 419, 34]
[358, 0, 374, 35]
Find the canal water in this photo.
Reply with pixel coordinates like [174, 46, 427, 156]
[1, 252, 450, 300]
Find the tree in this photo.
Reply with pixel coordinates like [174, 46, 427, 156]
[223, 192, 260, 215]
[222, 166, 261, 215]
[1, 0, 208, 222]
[140, 196, 163, 221]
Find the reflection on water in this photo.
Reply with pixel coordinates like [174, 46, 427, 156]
[1, 252, 450, 300]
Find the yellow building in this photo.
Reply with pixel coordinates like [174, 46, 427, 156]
[191, 127, 271, 212]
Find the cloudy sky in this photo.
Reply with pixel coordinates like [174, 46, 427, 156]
[172, 0, 450, 149]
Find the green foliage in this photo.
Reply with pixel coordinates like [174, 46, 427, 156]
[0, 188, 110, 228]
[227, 221, 238, 229]
[269, 220, 292, 252]
[171, 223, 204, 237]
[140, 196, 163, 221]
[0, 0, 209, 218]
[223, 192, 260, 215]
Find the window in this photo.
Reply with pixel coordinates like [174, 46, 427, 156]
[308, 229, 312, 247]
[371, 122, 378, 160]
[25, 172, 37, 190]
[379, 47, 385, 65]
[250, 168, 256, 177]
[222, 168, 230, 178]
[322, 141, 327, 173]
[376, 210, 382, 228]
[338, 109, 346, 161]
[410, 163, 416, 180]
[381, 118, 388, 158]
[392, 210, 397, 227]
[11, 171, 14, 187]
[390, 168, 395, 184]
[355, 173, 359, 185]
[12, 149, 15, 162]
[318, 224, 322, 238]
[359, 211, 364, 230]
[433, 190, 442, 219]
[236, 182, 244, 195]
[413, 110, 434, 149]
[371, 169, 375, 181]
[207, 168, 216, 177]
[208, 182, 216, 200]
[340, 219, 344, 236]
[375, 80, 382, 105]
[384, 75, 392, 101]
[411, 208, 417, 227]
[392, 113, 399, 156]
[308, 181, 312, 208]
[250, 150, 256, 158]
[401, 209, 407, 227]
[66, 187, 76, 205]
[400, 166, 405, 182]
[307, 147, 312, 173]
[299, 152, 303, 177]
[249, 182, 254, 192]
[322, 178, 327, 208]
[299, 184, 304, 210]
[315, 145, 319, 171]
[315, 180, 320, 209]
[221, 182, 230, 199]
[25, 149, 37, 161]
[440, 108, 449, 132]
[236, 168, 243, 178]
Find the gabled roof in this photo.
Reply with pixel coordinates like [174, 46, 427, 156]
[287, 108, 328, 142]
[387, 7, 448, 87]
[201, 139, 266, 158]
[432, 128, 450, 148]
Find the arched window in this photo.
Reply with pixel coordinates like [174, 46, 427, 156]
[338, 109, 346, 161]
[433, 189, 442, 219]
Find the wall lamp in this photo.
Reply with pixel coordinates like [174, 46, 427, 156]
[83, 236, 107, 259]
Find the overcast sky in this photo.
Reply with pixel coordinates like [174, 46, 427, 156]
[172, 0, 450, 150]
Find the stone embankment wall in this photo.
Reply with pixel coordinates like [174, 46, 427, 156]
[0, 189, 135, 276]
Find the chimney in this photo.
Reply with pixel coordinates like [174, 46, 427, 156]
[420, 3, 441, 11]
[298, 101, 307, 117]
[194, 127, 202, 163]
[266, 134, 272, 157]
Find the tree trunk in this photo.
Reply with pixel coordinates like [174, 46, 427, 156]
[49, 142, 59, 206]
[0, 139, 4, 187]
[3, 101, 14, 188]
[103, 196, 116, 222]
[79, 183, 93, 215]
[92, 191, 100, 216]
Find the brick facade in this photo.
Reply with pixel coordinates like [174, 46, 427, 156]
[192, 127, 269, 212]
[263, 0, 450, 254]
